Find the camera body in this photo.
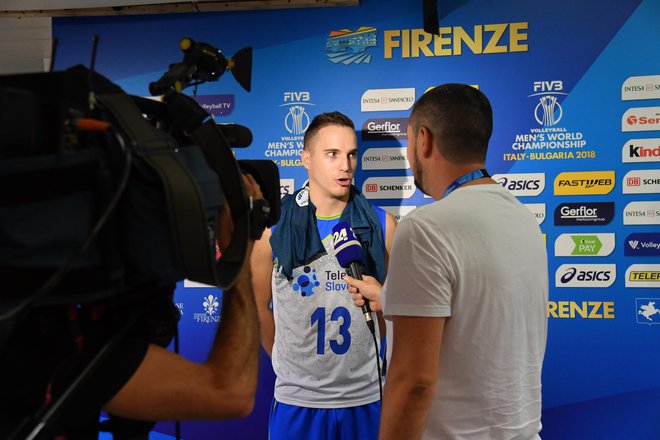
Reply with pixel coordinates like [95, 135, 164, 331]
[0, 65, 278, 306]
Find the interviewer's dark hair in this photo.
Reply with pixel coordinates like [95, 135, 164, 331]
[410, 84, 493, 164]
[303, 111, 355, 150]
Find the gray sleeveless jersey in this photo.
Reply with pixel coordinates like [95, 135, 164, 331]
[271, 236, 380, 408]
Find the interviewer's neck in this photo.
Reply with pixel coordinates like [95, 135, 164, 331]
[432, 161, 495, 200]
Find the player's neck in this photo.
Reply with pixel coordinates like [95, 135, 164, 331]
[309, 186, 348, 218]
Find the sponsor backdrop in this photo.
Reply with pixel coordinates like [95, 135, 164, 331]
[52, 0, 660, 438]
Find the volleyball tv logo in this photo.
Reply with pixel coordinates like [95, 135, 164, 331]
[625, 233, 660, 257]
[553, 171, 615, 195]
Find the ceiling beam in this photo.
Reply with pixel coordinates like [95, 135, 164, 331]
[0, 0, 359, 17]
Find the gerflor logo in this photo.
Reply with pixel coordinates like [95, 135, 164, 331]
[554, 171, 615, 195]
[554, 233, 615, 257]
[555, 264, 616, 288]
[326, 26, 377, 65]
[361, 118, 408, 141]
[554, 202, 614, 226]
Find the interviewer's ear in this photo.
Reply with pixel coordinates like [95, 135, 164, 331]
[417, 125, 434, 159]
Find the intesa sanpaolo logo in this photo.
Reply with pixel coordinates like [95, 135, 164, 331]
[361, 88, 415, 112]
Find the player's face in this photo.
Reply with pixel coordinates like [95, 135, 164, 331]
[302, 124, 357, 201]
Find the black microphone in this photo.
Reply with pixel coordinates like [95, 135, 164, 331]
[332, 221, 375, 334]
[217, 123, 253, 148]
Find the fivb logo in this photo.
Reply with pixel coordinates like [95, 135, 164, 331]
[381, 205, 416, 221]
[361, 88, 415, 112]
[623, 201, 660, 225]
[280, 91, 315, 135]
[554, 202, 614, 226]
[622, 107, 660, 132]
[622, 138, 660, 163]
[554, 171, 615, 195]
[555, 264, 616, 288]
[554, 233, 615, 257]
[636, 299, 660, 324]
[622, 170, 660, 194]
[621, 75, 660, 101]
[361, 118, 408, 141]
[361, 147, 409, 170]
[524, 203, 546, 225]
[625, 233, 660, 257]
[625, 264, 660, 288]
[492, 172, 545, 196]
[529, 80, 567, 127]
[362, 176, 416, 199]
[280, 178, 295, 198]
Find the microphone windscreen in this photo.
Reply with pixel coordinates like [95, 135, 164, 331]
[332, 221, 363, 268]
[217, 123, 253, 148]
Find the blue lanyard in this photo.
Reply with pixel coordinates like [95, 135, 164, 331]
[442, 169, 490, 199]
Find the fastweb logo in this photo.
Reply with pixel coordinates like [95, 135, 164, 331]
[555, 264, 616, 288]
[554, 233, 615, 257]
[554, 171, 615, 195]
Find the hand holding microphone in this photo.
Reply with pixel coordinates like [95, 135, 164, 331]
[332, 221, 379, 334]
[344, 274, 383, 313]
